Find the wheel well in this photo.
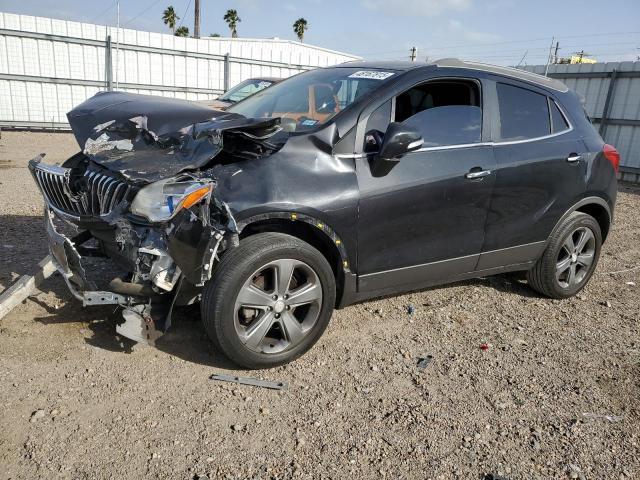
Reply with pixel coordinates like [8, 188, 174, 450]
[239, 219, 345, 306]
[576, 203, 611, 240]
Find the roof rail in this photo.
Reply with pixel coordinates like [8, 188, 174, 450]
[433, 58, 569, 93]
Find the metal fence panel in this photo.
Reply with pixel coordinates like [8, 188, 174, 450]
[0, 12, 359, 129]
[521, 62, 640, 179]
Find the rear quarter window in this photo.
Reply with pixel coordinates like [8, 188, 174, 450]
[496, 83, 550, 141]
[549, 99, 570, 133]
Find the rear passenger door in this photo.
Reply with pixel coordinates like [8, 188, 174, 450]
[479, 80, 585, 270]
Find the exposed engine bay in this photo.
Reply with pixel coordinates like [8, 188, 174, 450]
[29, 91, 289, 344]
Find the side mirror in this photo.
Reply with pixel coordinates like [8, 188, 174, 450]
[378, 122, 423, 161]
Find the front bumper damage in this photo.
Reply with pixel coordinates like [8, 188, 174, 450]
[33, 159, 237, 345]
[28, 91, 285, 345]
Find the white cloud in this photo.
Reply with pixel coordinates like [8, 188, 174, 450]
[361, 0, 473, 17]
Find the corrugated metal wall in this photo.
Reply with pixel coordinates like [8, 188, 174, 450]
[0, 12, 359, 129]
[521, 62, 640, 182]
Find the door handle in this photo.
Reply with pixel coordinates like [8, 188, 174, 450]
[567, 154, 583, 163]
[465, 169, 492, 179]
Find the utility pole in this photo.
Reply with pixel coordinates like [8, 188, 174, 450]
[516, 50, 528, 67]
[194, 0, 201, 38]
[553, 41, 560, 64]
[544, 36, 554, 76]
[410, 47, 417, 62]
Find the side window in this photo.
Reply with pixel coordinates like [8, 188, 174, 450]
[404, 106, 482, 147]
[549, 99, 570, 133]
[394, 80, 482, 147]
[496, 83, 550, 141]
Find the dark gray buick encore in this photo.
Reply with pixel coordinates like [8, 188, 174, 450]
[30, 59, 618, 368]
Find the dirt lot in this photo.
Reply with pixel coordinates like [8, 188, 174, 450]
[0, 131, 639, 480]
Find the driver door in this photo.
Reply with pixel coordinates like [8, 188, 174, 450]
[356, 78, 496, 294]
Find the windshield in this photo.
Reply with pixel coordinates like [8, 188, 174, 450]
[219, 78, 276, 103]
[227, 67, 397, 132]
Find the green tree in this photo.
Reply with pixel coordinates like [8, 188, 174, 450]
[162, 6, 179, 34]
[175, 26, 189, 37]
[209, 33, 221, 37]
[224, 9, 241, 38]
[293, 18, 308, 42]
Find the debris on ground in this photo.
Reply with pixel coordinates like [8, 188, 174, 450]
[582, 412, 624, 423]
[483, 474, 510, 480]
[480, 342, 490, 351]
[406, 304, 415, 315]
[29, 410, 45, 423]
[416, 355, 433, 371]
[209, 373, 288, 390]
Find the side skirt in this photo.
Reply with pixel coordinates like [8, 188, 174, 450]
[341, 241, 546, 307]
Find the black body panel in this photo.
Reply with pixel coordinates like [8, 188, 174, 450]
[40, 61, 617, 311]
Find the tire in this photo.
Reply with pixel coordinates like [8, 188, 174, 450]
[527, 212, 602, 299]
[201, 232, 336, 369]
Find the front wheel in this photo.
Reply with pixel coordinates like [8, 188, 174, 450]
[527, 212, 602, 299]
[201, 232, 336, 369]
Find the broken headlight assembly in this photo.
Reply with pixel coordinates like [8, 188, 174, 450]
[130, 178, 213, 222]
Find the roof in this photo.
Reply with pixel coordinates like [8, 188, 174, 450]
[335, 58, 569, 93]
[433, 58, 569, 92]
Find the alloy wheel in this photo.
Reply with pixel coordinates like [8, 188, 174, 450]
[555, 226, 596, 289]
[233, 259, 323, 354]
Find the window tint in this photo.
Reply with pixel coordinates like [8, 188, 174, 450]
[496, 83, 550, 141]
[404, 106, 482, 147]
[395, 81, 479, 123]
[392, 80, 482, 147]
[550, 99, 570, 133]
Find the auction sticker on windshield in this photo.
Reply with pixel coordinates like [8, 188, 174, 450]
[348, 71, 395, 80]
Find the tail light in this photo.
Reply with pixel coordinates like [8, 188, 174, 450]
[603, 144, 620, 173]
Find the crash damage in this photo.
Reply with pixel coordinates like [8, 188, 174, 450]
[29, 91, 288, 344]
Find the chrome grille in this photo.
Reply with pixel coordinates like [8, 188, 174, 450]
[31, 163, 131, 217]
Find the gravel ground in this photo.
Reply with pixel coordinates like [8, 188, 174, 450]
[1, 131, 639, 480]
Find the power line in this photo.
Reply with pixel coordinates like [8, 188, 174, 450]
[177, 0, 193, 29]
[352, 31, 640, 57]
[89, 1, 119, 24]
[122, 0, 165, 26]
[363, 40, 640, 61]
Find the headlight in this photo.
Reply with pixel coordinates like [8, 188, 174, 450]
[130, 178, 213, 222]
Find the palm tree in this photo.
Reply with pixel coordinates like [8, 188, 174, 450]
[175, 26, 189, 37]
[293, 18, 308, 42]
[224, 9, 240, 38]
[162, 6, 179, 34]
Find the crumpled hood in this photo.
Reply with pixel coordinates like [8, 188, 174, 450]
[67, 91, 283, 183]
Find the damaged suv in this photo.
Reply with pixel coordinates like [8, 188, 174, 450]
[30, 59, 618, 368]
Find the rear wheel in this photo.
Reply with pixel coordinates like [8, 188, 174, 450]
[527, 212, 602, 299]
[201, 233, 336, 369]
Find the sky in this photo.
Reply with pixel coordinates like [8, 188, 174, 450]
[1, 0, 639, 65]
